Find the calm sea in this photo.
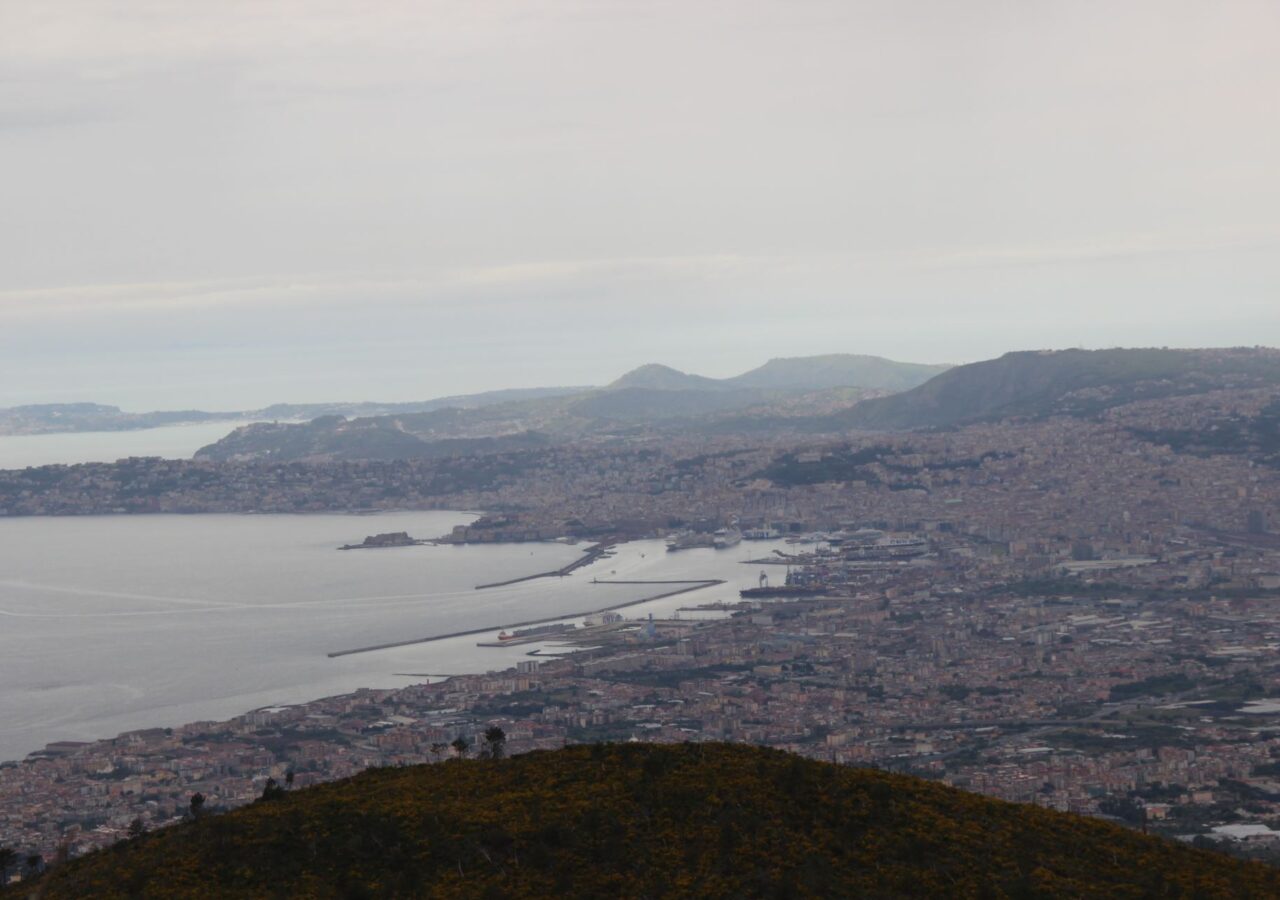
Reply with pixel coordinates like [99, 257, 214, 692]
[0, 512, 772, 761]
[0, 421, 242, 469]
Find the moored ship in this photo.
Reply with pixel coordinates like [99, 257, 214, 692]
[666, 531, 715, 552]
[740, 568, 826, 599]
[497, 622, 576, 641]
[739, 584, 825, 599]
[713, 527, 742, 549]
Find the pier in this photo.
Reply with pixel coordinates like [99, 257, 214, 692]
[326, 578, 724, 658]
[473, 542, 613, 589]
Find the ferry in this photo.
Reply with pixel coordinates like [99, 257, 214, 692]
[666, 531, 714, 552]
[713, 527, 742, 549]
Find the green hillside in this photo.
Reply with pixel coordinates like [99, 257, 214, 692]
[192, 353, 952, 459]
[569, 386, 771, 421]
[727, 354, 949, 392]
[195, 416, 553, 462]
[840, 347, 1280, 429]
[10, 743, 1279, 898]
[606, 363, 731, 392]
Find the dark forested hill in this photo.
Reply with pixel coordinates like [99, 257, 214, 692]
[196, 416, 552, 462]
[839, 347, 1280, 429]
[10, 743, 1278, 899]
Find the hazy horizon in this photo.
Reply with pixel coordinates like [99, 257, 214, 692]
[3, 0, 1277, 410]
[7, 344, 1280, 414]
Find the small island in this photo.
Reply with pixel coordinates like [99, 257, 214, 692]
[338, 531, 424, 550]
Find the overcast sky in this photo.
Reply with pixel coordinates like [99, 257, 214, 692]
[1, 0, 1277, 410]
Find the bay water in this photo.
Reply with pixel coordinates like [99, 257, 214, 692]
[0, 422, 243, 469]
[0, 511, 771, 761]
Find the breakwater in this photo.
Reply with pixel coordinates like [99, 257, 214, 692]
[326, 578, 723, 658]
[473, 542, 612, 589]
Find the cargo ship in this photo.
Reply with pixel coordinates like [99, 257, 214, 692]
[739, 584, 825, 599]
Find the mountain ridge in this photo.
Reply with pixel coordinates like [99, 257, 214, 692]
[0, 388, 592, 437]
[190, 353, 948, 460]
[728, 353, 951, 391]
[606, 363, 730, 392]
[837, 347, 1280, 429]
[192, 347, 1280, 461]
[1, 353, 944, 438]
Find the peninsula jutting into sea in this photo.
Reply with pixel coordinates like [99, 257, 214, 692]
[3, 347, 1280, 877]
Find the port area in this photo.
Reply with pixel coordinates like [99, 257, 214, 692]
[474, 542, 614, 589]
[325, 578, 723, 658]
[477, 619, 635, 648]
[474, 580, 725, 647]
[676, 602, 739, 613]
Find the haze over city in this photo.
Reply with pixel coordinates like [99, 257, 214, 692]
[3, 0, 1278, 409]
[5, 4, 1280, 895]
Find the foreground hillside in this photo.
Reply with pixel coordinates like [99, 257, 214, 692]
[10, 743, 1279, 899]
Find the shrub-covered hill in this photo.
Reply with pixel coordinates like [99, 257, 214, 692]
[9, 743, 1280, 899]
[838, 347, 1280, 429]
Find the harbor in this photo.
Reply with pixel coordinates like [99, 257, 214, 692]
[327, 577, 724, 658]
[473, 542, 613, 589]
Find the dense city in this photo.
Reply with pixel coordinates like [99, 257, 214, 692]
[2, 382, 1280, 878]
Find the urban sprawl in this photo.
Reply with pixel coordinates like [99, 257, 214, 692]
[3, 387, 1280, 870]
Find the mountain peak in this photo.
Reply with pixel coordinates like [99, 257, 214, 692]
[727, 354, 950, 391]
[606, 364, 725, 391]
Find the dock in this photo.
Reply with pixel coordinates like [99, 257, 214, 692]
[473, 543, 613, 589]
[326, 578, 724, 658]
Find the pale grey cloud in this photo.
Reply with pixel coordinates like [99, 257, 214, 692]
[0, 0, 1277, 408]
